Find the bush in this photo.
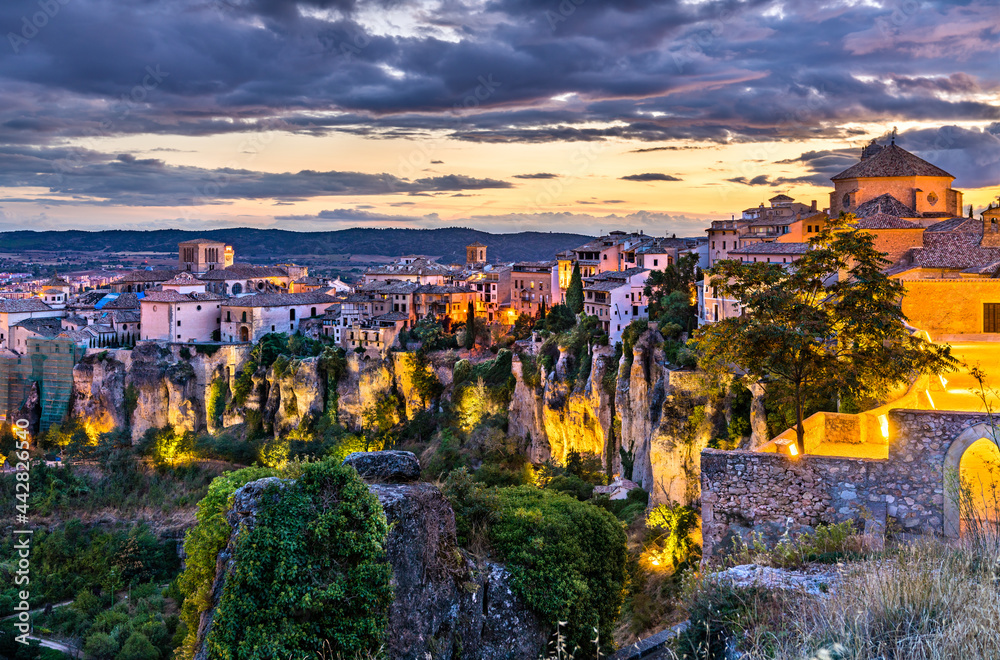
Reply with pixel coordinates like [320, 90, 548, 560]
[445, 480, 627, 656]
[204, 460, 393, 660]
[117, 632, 159, 660]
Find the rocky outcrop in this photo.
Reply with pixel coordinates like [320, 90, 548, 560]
[344, 450, 421, 482]
[71, 343, 251, 442]
[509, 330, 729, 507]
[263, 357, 324, 437]
[191, 456, 547, 660]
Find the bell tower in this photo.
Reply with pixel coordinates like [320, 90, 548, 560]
[466, 242, 487, 265]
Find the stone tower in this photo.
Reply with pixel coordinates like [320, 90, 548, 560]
[466, 242, 487, 265]
[983, 205, 1000, 248]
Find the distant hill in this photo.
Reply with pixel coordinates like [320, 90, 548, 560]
[0, 227, 594, 263]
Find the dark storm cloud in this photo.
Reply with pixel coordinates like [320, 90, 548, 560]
[0, 0, 996, 207]
[0, 145, 511, 205]
[620, 173, 682, 182]
[778, 126, 1000, 189]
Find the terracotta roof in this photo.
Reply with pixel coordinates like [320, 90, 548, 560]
[769, 194, 794, 202]
[512, 261, 556, 270]
[855, 193, 918, 219]
[466, 241, 487, 247]
[588, 267, 647, 281]
[179, 238, 227, 245]
[414, 284, 473, 295]
[853, 213, 922, 230]
[832, 144, 954, 180]
[925, 217, 980, 233]
[42, 275, 70, 286]
[585, 280, 628, 292]
[730, 242, 811, 256]
[0, 298, 54, 313]
[223, 292, 336, 308]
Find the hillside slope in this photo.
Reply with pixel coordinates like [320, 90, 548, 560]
[0, 227, 593, 263]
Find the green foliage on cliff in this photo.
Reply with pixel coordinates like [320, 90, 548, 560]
[444, 473, 627, 656]
[204, 460, 393, 660]
[177, 466, 279, 659]
[409, 350, 444, 408]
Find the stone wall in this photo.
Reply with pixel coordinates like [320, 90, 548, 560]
[701, 409, 993, 561]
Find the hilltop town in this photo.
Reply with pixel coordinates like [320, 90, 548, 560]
[2, 138, 1000, 660]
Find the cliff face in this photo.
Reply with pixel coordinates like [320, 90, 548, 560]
[71, 344, 251, 442]
[509, 330, 729, 507]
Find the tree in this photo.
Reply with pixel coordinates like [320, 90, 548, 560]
[511, 313, 535, 340]
[644, 253, 699, 333]
[541, 303, 576, 334]
[698, 214, 955, 453]
[465, 301, 476, 349]
[566, 263, 584, 314]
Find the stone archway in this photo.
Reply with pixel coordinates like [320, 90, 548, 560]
[240, 326, 250, 342]
[943, 423, 1000, 538]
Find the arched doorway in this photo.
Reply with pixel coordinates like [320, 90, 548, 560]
[943, 423, 1000, 538]
[240, 326, 250, 342]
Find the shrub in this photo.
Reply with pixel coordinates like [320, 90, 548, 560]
[445, 480, 627, 656]
[117, 632, 159, 660]
[205, 460, 393, 660]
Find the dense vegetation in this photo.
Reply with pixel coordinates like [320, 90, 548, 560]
[198, 461, 393, 660]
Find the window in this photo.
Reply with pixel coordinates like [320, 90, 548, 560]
[927, 192, 939, 206]
[177, 320, 182, 326]
[227, 311, 231, 322]
[653, 259, 658, 267]
[197, 305, 202, 311]
[311, 307, 316, 317]
[290, 309, 296, 321]
[842, 193, 850, 208]
[986, 303, 1000, 333]
[722, 241, 726, 250]
[241, 311, 247, 322]
[603, 254, 607, 260]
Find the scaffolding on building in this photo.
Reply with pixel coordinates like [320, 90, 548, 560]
[0, 336, 85, 433]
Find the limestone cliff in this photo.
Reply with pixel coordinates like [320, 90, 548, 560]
[509, 330, 729, 506]
[71, 344, 251, 442]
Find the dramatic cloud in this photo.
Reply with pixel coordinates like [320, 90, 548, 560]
[620, 173, 682, 182]
[0, 146, 511, 205]
[512, 173, 559, 179]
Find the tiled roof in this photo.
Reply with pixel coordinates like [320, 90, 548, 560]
[853, 213, 922, 230]
[855, 193, 918, 219]
[414, 284, 473, 295]
[374, 311, 411, 322]
[905, 218, 1000, 271]
[466, 241, 487, 247]
[365, 258, 450, 276]
[42, 275, 70, 286]
[103, 293, 141, 309]
[142, 290, 225, 303]
[179, 238, 227, 245]
[512, 261, 556, 269]
[0, 298, 54, 313]
[115, 269, 180, 283]
[198, 264, 289, 280]
[832, 144, 954, 180]
[11, 317, 63, 336]
[110, 310, 141, 323]
[730, 242, 811, 256]
[589, 267, 647, 280]
[585, 280, 627, 292]
[223, 292, 336, 308]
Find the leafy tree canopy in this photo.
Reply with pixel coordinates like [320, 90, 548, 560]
[697, 214, 955, 452]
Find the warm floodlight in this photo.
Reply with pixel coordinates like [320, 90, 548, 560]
[879, 414, 889, 439]
[925, 389, 936, 410]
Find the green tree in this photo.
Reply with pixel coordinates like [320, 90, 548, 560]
[644, 253, 699, 332]
[464, 301, 476, 349]
[511, 313, 535, 340]
[117, 632, 159, 660]
[541, 303, 576, 334]
[698, 214, 955, 453]
[566, 263, 584, 314]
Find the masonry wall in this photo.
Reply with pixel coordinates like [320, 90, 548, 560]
[869, 228, 925, 266]
[701, 409, 992, 561]
[902, 279, 1000, 337]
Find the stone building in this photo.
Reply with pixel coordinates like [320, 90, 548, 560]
[582, 267, 650, 344]
[511, 262, 558, 318]
[830, 141, 963, 221]
[0, 298, 63, 350]
[178, 238, 234, 274]
[220, 292, 337, 343]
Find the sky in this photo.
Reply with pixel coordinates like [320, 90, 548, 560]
[0, 0, 997, 237]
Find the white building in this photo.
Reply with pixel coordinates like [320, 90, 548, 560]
[0, 299, 64, 349]
[221, 293, 337, 343]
